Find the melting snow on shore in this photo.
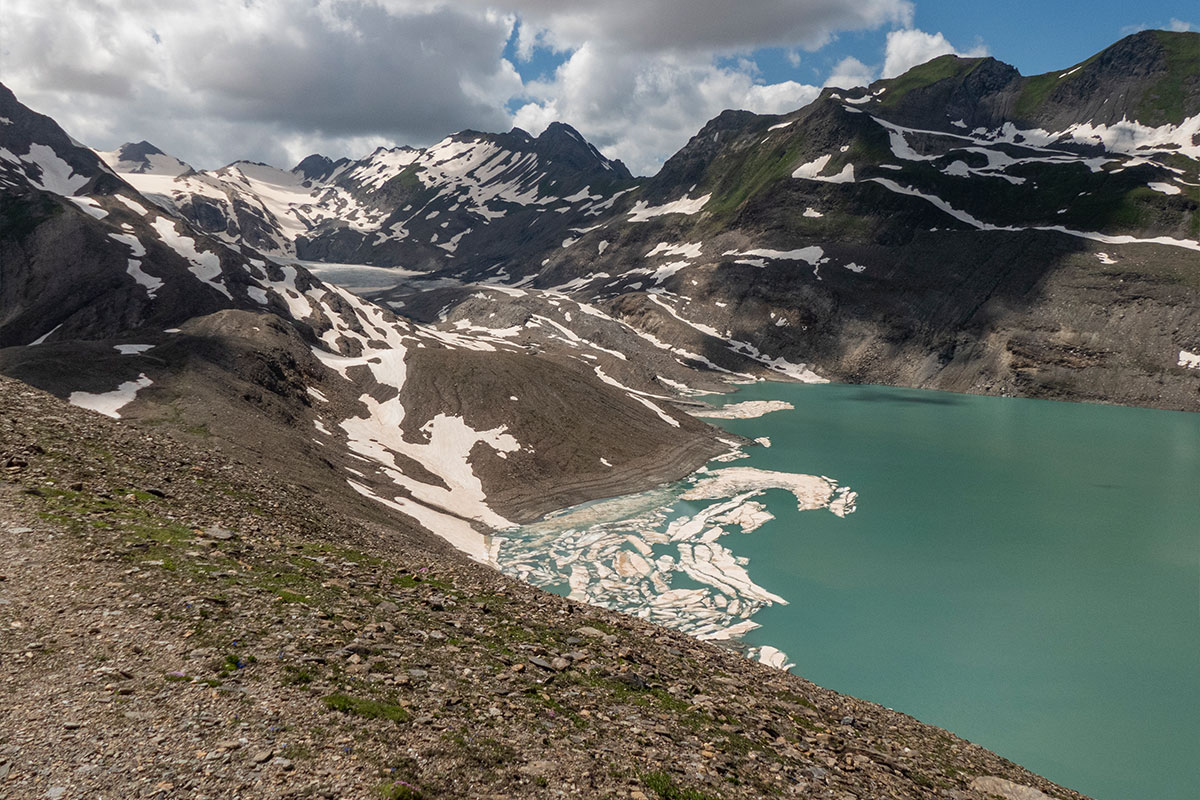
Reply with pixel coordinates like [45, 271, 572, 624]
[492, 464, 858, 671]
[690, 400, 794, 419]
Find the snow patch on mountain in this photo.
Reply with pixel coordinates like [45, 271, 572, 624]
[0, 142, 88, 195]
[646, 242, 704, 259]
[108, 231, 162, 298]
[627, 193, 711, 222]
[150, 217, 231, 298]
[869, 177, 1200, 251]
[67, 196, 108, 219]
[69, 374, 153, 419]
[792, 154, 855, 183]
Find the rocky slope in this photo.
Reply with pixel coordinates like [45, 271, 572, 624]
[0, 374, 1090, 800]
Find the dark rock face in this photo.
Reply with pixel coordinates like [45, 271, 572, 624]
[112, 140, 167, 171]
[293, 153, 348, 182]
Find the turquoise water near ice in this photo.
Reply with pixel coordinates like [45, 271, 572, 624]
[499, 382, 1200, 800]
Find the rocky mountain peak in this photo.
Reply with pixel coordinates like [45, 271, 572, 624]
[534, 121, 633, 180]
[292, 153, 345, 182]
[648, 109, 761, 196]
[116, 140, 166, 161]
[96, 139, 192, 177]
[1023, 28, 1200, 128]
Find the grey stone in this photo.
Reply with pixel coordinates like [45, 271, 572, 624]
[969, 777, 1052, 800]
[202, 526, 237, 541]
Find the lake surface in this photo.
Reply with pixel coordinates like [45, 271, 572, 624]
[493, 382, 1200, 800]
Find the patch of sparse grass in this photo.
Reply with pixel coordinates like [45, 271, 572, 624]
[775, 690, 816, 710]
[878, 55, 985, 109]
[449, 734, 517, 768]
[281, 665, 315, 686]
[640, 770, 723, 800]
[391, 572, 452, 591]
[322, 693, 410, 723]
[374, 781, 424, 800]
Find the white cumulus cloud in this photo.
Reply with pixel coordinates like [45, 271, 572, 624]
[824, 57, 877, 90]
[512, 44, 821, 174]
[2, 0, 975, 176]
[882, 28, 989, 79]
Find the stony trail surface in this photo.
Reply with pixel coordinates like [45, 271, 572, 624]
[0, 376, 1087, 800]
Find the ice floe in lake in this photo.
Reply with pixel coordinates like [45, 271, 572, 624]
[690, 400, 794, 419]
[750, 645, 796, 671]
[492, 462, 856, 663]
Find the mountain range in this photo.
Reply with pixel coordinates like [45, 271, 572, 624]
[0, 28, 1197, 798]
[88, 29, 1200, 412]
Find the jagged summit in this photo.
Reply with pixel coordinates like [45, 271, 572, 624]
[117, 140, 165, 160]
[292, 152, 345, 182]
[96, 140, 192, 177]
[99, 115, 638, 265]
[535, 120, 633, 179]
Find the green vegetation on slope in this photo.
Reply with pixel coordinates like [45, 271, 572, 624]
[878, 55, 986, 109]
[1138, 30, 1200, 125]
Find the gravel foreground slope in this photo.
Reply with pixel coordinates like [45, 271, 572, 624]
[0, 376, 1088, 800]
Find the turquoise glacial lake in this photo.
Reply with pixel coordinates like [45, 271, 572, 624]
[495, 382, 1200, 800]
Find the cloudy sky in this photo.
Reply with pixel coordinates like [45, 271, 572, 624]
[2, 0, 1193, 174]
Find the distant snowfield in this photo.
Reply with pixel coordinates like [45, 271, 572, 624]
[100, 130, 630, 258]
